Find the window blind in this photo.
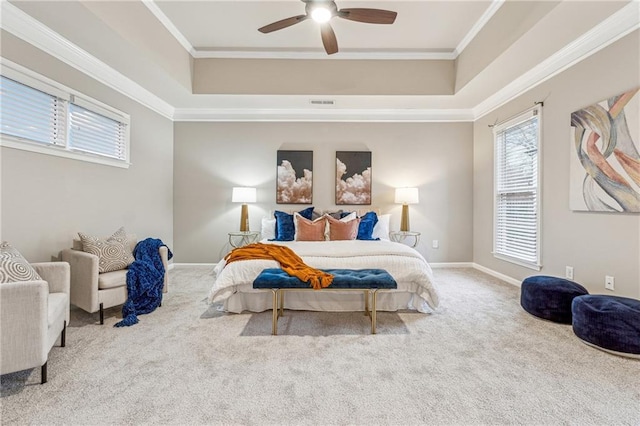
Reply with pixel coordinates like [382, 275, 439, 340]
[0, 76, 66, 146]
[69, 103, 127, 160]
[494, 108, 540, 268]
[0, 69, 129, 167]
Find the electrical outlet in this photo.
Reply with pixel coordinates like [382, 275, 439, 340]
[565, 266, 574, 280]
[605, 276, 615, 291]
[432, 240, 439, 249]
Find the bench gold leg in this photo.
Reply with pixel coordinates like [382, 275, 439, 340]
[271, 289, 278, 335]
[279, 289, 285, 318]
[364, 290, 370, 317]
[372, 289, 378, 334]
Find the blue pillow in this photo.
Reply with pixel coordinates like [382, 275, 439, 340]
[272, 207, 314, 241]
[357, 211, 380, 241]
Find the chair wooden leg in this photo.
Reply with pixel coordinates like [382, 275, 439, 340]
[99, 303, 104, 325]
[41, 362, 47, 384]
[61, 320, 66, 347]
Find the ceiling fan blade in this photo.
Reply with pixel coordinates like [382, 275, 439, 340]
[258, 15, 308, 33]
[338, 8, 397, 24]
[320, 23, 338, 55]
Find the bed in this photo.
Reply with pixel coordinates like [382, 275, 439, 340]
[208, 239, 439, 314]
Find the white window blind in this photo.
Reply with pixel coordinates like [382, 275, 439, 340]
[69, 102, 127, 160]
[494, 106, 541, 269]
[0, 76, 66, 146]
[0, 64, 130, 168]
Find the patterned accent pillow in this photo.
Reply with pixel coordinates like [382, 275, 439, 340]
[78, 227, 135, 273]
[0, 241, 42, 283]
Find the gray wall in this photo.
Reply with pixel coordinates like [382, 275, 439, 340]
[0, 32, 174, 262]
[174, 122, 474, 263]
[473, 31, 640, 298]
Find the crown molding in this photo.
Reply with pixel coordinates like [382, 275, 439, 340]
[141, 0, 196, 56]
[192, 50, 457, 60]
[0, 1, 175, 120]
[144, 0, 457, 61]
[454, 0, 505, 57]
[172, 108, 475, 122]
[1, 0, 637, 123]
[473, 1, 640, 119]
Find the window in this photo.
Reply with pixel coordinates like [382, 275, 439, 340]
[68, 100, 127, 160]
[493, 106, 541, 270]
[0, 63, 130, 168]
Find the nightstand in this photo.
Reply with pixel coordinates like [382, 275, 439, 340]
[228, 231, 260, 248]
[389, 231, 421, 248]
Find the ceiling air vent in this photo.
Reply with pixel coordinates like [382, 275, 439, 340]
[310, 99, 335, 106]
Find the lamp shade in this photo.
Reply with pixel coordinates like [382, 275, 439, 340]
[232, 187, 256, 203]
[395, 187, 419, 204]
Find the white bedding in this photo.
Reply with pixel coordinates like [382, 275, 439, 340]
[208, 240, 439, 313]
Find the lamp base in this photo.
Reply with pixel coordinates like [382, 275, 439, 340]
[240, 204, 249, 232]
[400, 204, 409, 232]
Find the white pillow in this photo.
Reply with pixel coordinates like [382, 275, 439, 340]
[372, 214, 391, 240]
[261, 217, 276, 240]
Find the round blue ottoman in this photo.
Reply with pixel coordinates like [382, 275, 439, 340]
[572, 295, 640, 358]
[520, 275, 588, 324]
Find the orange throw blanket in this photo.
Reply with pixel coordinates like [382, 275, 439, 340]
[224, 243, 334, 290]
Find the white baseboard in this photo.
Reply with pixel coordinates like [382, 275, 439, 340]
[430, 262, 474, 268]
[472, 263, 521, 287]
[171, 263, 217, 267]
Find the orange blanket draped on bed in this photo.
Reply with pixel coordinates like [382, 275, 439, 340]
[224, 243, 334, 290]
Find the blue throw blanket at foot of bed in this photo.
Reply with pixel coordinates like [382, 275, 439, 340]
[115, 238, 173, 327]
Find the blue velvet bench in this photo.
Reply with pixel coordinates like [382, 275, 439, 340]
[520, 275, 589, 324]
[572, 295, 640, 359]
[253, 268, 398, 335]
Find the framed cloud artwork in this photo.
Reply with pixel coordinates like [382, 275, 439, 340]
[336, 151, 372, 205]
[276, 150, 313, 204]
[570, 88, 640, 212]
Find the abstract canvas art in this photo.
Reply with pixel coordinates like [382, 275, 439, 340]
[276, 150, 313, 204]
[570, 88, 640, 212]
[336, 151, 372, 205]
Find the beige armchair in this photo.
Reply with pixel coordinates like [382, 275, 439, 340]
[60, 237, 168, 324]
[0, 262, 70, 384]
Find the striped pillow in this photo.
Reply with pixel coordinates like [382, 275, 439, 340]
[78, 227, 134, 273]
[0, 241, 42, 283]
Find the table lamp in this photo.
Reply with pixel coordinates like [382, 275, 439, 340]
[232, 187, 257, 232]
[395, 187, 419, 232]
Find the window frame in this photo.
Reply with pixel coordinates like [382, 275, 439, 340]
[492, 105, 542, 271]
[0, 60, 130, 168]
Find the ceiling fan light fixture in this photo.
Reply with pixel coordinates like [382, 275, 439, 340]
[311, 7, 332, 23]
[258, 0, 397, 55]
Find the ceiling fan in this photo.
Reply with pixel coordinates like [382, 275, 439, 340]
[258, 0, 397, 55]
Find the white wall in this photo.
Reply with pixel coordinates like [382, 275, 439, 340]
[473, 31, 640, 298]
[173, 121, 474, 263]
[0, 32, 174, 262]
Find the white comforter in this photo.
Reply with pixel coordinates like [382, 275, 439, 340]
[208, 240, 439, 313]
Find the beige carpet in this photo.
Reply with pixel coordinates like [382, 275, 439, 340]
[1, 267, 639, 425]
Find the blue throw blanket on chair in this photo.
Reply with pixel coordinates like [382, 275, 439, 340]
[115, 238, 173, 327]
